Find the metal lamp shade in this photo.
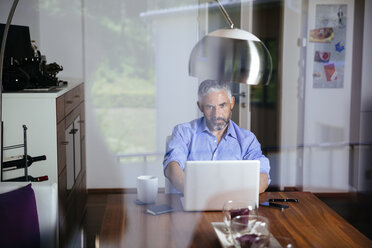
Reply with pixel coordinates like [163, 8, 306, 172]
[189, 28, 272, 85]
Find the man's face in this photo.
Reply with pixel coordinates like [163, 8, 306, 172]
[198, 90, 235, 131]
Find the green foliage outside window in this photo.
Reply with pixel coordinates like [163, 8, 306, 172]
[86, 2, 157, 156]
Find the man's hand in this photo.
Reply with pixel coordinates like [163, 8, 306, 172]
[259, 173, 269, 194]
[165, 161, 185, 194]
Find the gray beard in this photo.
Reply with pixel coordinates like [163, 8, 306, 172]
[210, 118, 228, 131]
[206, 111, 232, 131]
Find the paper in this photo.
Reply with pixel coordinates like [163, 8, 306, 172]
[211, 222, 282, 248]
[146, 204, 174, 215]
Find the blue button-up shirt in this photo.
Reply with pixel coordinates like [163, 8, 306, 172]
[163, 117, 270, 182]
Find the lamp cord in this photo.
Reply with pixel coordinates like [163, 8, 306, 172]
[0, 0, 19, 174]
[215, 0, 234, 29]
[0, 0, 19, 92]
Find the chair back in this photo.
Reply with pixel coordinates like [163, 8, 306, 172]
[0, 182, 58, 248]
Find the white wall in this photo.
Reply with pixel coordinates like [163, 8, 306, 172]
[82, 0, 120, 189]
[151, 11, 199, 154]
[302, 0, 354, 192]
[0, 0, 40, 43]
[280, 0, 372, 192]
[38, 1, 84, 81]
[279, 0, 302, 189]
[357, 0, 372, 191]
[0, 0, 84, 81]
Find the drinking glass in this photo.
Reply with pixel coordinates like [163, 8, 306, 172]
[222, 200, 257, 245]
[230, 215, 270, 248]
[223, 200, 257, 230]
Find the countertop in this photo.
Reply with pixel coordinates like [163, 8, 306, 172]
[2, 79, 83, 99]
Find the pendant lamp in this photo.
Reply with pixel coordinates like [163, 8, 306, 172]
[189, 0, 272, 85]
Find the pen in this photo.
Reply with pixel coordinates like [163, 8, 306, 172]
[268, 198, 298, 203]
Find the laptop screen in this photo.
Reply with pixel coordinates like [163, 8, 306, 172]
[183, 160, 260, 211]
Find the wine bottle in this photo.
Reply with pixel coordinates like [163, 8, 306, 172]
[2, 155, 47, 171]
[4, 175, 49, 182]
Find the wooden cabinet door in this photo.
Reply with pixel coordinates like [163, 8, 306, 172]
[57, 120, 66, 175]
[73, 116, 82, 180]
[65, 122, 74, 190]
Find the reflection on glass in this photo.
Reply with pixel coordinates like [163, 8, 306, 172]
[88, 1, 158, 158]
[223, 200, 256, 230]
[231, 215, 270, 248]
[189, 35, 272, 85]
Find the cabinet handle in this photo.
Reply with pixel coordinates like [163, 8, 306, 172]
[66, 100, 73, 104]
[78, 120, 84, 123]
[69, 128, 79, 134]
[61, 141, 69, 145]
[74, 95, 80, 98]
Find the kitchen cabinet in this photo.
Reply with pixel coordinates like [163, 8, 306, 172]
[1, 81, 87, 247]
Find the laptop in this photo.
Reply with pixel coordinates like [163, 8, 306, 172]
[182, 160, 260, 211]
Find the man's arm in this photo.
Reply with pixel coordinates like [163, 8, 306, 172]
[165, 161, 185, 194]
[242, 132, 271, 192]
[259, 172, 269, 194]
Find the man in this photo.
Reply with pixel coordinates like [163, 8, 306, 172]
[163, 80, 270, 194]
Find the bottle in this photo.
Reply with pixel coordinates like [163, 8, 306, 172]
[4, 175, 49, 182]
[2, 155, 47, 171]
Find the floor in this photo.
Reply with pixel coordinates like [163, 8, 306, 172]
[83, 193, 108, 248]
[82, 192, 372, 248]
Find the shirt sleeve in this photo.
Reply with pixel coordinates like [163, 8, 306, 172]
[242, 133, 271, 185]
[163, 124, 190, 173]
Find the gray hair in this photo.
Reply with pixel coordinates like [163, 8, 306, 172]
[198, 80, 232, 103]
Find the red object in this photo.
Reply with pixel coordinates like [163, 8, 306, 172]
[230, 208, 250, 220]
[324, 63, 337, 82]
[37, 175, 49, 182]
[322, 52, 329, 60]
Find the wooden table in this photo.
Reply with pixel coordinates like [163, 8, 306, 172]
[98, 192, 372, 248]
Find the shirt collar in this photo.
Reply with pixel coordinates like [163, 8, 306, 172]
[225, 120, 237, 140]
[196, 117, 209, 134]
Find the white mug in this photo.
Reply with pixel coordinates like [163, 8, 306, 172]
[137, 175, 158, 204]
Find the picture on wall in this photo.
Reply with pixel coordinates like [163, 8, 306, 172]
[310, 4, 347, 88]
